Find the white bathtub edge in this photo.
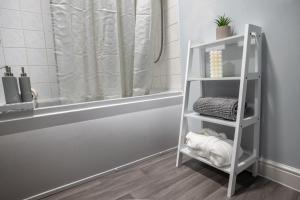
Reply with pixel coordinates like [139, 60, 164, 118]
[0, 92, 183, 136]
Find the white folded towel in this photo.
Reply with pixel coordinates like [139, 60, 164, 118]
[186, 129, 243, 167]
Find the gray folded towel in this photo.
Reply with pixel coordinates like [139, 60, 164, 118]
[193, 97, 239, 121]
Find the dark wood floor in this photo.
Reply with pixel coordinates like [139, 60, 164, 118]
[43, 151, 300, 200]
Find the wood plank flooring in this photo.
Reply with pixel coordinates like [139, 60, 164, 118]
[42, 151, 300, 200]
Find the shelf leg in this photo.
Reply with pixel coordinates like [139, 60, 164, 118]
[176, 116, 188, 167]
[176, 152, 183, 167]
[227, 125, 243, 197]
[252, 122, 260, 177]
[228, 172, 237, 197]
[252, 24, 262, 177]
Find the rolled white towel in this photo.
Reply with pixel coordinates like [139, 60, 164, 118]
[186, 131, 243, 167]
[186, 129, 226, 150]
[198, 128, 227, 139]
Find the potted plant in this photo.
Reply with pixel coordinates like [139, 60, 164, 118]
[214, 14, 232, 39]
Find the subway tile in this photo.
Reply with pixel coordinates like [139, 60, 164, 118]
[0, 0, 20, 10]
[46, 48, 56, 65]
[0, 48, 5, 65]
[31, 83, 51, 100]
[4, 47, 27, 65]
[44, 30, 54, 48]
[26, 48, 47, 65]
[50, 83, 59, 98]
[48, 65, 57, 83]
[41, 0, 50, 14]
[24, 30, 45, 48]
[20, 0, 41, 13]
[1, 28, 25, 47]
[28, 65, 49, 83]
[21, 11, 43, 30]
[0, 9, 22, 29]
[42, 13, 53, 32]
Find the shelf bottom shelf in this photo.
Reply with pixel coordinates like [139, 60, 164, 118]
[180, 146, 254, 174]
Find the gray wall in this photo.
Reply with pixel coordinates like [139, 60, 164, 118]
[0, 104, 181, 200]
[178, 0, 300, 168]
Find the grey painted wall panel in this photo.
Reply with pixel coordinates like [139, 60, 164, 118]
[178, 0, 300, 168]
[0, 105, 181, 200]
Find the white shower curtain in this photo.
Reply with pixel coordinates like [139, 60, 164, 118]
[51, 0, 160, 103]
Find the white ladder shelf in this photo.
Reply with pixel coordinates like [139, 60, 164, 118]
[176, 24, 262, 197]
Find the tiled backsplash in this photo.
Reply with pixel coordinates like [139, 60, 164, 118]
[151, 0, 182, 91]
[0, 0, 58, 104]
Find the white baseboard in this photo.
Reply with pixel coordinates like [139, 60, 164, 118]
[258, 158, 300, 192]
[24, 147, 177, 200]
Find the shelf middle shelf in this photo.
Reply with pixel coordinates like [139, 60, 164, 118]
[184, 112, 259, 128]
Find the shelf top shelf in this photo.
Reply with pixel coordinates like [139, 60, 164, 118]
[191, 34, 244, 49]
[188, 77, 241, 81]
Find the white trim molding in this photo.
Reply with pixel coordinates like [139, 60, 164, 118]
[259, 158, 300, 192]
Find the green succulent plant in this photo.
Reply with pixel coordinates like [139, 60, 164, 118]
[214, 14, 232, 27]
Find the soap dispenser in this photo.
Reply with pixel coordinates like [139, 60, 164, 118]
[2, 66, 21, 104]
[19, 67, 33, 102]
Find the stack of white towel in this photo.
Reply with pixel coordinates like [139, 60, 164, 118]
[185, 129, 243, 167]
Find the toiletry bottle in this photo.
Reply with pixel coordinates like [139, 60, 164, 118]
[19, 67, 33, 102]
[2, 66, 21, 104]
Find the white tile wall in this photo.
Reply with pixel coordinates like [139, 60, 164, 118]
[0, 9, 22, 29]
[0, 0, 181, 105]
[151, 1, 182, 92]
[29, 66, 49, 83]
[46, 49, 56, 65]
[44, 30, 54, 48]
[27, 48, 48, 65]
[0, 46, 4, 66]
[3, 48, 27, 65]
[24, 30, 45, 48]
[48, 66, 57, 83]
[0, 0, 58, 104]
[20, 0, 41, 12]
[22, 12, 43, 30]
[0, 0, 20, 9]
[1, 29, 25, 47]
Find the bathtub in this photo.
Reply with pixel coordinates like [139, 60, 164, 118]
[0, 91, 182, 135]
[0, 91, 182, 200]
